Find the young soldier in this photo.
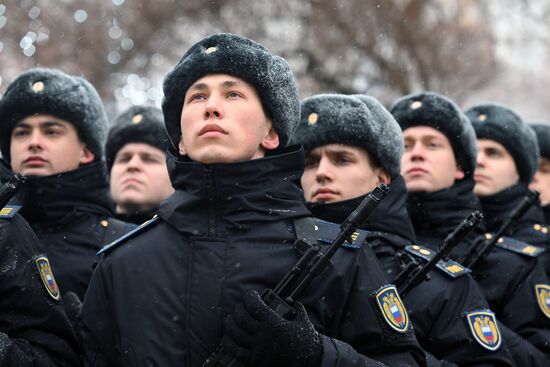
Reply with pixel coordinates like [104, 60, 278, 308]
[465, 104, 550, 248]
[0, 162, 79, 366]
[106, 105, 173, 224]
[80, 33, 426, 367]
[293, 93, 515, 366]
[529, 122, 550, 223]
[392, 92, 550, 362]
[0, 68, 134, 300]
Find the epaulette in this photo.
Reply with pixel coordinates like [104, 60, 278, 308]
[97, 215, 160, 255]
[0, 205, 21, 219]
[313, 218, 368, 249]
[405, 244, 471, 278]
[484, 233, 547, 257]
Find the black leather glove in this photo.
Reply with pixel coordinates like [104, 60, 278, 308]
[221, 290, 323, 367]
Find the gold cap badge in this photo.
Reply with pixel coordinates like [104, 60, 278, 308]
[205, 46, 218, 54]
[32, 81, 45, 93]
[478, 114, 487, 121]
[411, 101, 422, 110]
[308, 113, 318, 125]
[132, 114, 143, 124]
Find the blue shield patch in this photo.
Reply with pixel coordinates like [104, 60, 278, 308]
[375, 285, 409, 333]
[465, 310, 501, 351]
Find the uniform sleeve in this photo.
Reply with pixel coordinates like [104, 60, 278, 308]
[406, 273, 514, 366]
[0, 217, 80, 367]
[485, 252, 550, 358]
[500, 323, 550, 366]
[317, 245, 427, 367]
[80, 257, 117, 367]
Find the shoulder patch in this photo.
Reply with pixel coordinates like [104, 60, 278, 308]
[97, 215, 160, 255]
[374, 285, 410, 333]
[313, 218, 367, 249]
[0, 205, 21, 219]
[535, 284, 550, 319]
[465, 310, 502, 351]
[35, 256, 60, 301]
[405, 245, 471, 278]
[487, 234, 546, 257]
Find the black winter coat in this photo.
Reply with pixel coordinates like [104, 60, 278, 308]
[408, 178, 550, 362]
[309, 176, 514, 367]
[0, 212, 80, 366]
[15, 162, 135, 300]
[81, 147, 426, 367]
[479, 183, 550, 248]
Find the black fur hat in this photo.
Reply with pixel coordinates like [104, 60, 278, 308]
[529, 122, 550, 160]
[390, 92, 477, 178]
[465, 103, 539, 183]
[105, 105, 170, 172]
[0, 68, 107, 163]
[291, 94, 403, 178]
[162, 33, 300, 149]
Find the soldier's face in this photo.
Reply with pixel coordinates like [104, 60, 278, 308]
[301, 144, 390, 203]
[401, 126, 464, 193]
[9, 114, 94, 176]
[530, 158, 550, 206]
[110, 143, 174, 214]
[179, 74, 280, 164]
[474, 139, 519, 196]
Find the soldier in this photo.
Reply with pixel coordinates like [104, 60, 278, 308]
[465, 104, 550, 248]
[293, 93, 514, 366]
[106, 105, 173, 224]
[529, 122, 550, 223]
[0, 68, 134, 300]
[392, 92, 550, 362]
[80, 33, 426, 367]
[0, 162, 80, 366]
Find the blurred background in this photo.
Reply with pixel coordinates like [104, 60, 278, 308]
[1, 0, 549, 123]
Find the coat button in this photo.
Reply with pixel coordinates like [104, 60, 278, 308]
[100, 220, 109, 228]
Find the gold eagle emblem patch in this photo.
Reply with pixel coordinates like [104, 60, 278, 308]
[535, 284, 550, 318]
[465, 310, 501, 351]
[36, 257, 60, 301]
[375, 285, 409, 333]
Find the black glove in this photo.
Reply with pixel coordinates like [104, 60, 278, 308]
[221, 290, 323, 367]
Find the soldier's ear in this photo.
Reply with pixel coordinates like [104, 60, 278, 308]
[455, 164, 465, 180]
[79, 146, 95, 164]
[376, 167, 391, 185]
[260, 124, 280, 151]
[178, 136, 187, 156]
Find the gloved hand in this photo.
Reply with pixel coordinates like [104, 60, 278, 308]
[221, 290, 323, 367]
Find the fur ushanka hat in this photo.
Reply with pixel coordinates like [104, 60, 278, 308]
[292, 94, 403, 178]
[0, 68, 108, 162]
[105, 105, 170, 171]
[390, 92, 477, 178]
[162, 33, 300, 149]
[465, 103, 539, 183]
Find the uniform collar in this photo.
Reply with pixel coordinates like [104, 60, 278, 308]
[159, 145, 311, 234]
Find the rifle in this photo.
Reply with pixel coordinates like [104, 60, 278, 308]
[393, 211, 483, 297]
[203, 184, 390, 367]
[460, 190, 539, 268]
[0, 172, 26, 209]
